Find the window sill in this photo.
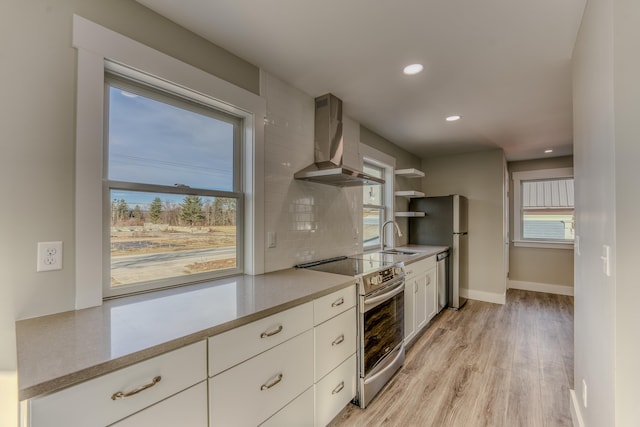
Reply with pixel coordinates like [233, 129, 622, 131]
[513, 240, 574, 250]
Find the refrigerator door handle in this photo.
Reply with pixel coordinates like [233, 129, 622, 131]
[453, 232, 468, 235]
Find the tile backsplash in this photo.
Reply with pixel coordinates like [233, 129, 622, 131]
[261, 72, 363, 272]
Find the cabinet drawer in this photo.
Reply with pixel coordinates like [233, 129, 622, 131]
[26, 341, 206, 427]
[209, 302, 313, 376]
[260, 387, 314, 427]
[313, 284, 356, 325]
[405, 255, 436, 276]
[315, 354, 357, 427]
[209, 329, 314, 426]
[110, 381, 207, 427]
[314, 307, 357, 382]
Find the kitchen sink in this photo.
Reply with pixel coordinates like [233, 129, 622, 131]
[379, 249, 417, 256]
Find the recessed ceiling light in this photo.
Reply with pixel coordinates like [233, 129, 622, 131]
[544, 149, 553, 153]
[403, 64, 424, 75]
[446, 115, 461, 122]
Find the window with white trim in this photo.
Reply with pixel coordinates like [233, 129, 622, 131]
[362, 162, 385, 250]
[72, 16, 266, 307]
[104, 74, 243, 297]
[513, 167, 574, 249]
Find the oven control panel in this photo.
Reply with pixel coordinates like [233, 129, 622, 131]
[363, 264, 405, 290]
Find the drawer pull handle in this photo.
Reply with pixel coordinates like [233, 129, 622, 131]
[332, 334, 345, 346]
[260, 373, 283, 391]
[260, 325, 283, 338]
[332, 381, 345, 395]
[331, 297, 345, 307]
[111, 376, 161, 400]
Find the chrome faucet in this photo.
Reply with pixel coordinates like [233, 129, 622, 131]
[380, 220, 403, 251]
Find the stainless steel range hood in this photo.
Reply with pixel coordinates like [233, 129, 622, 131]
[294, 94, 384, 187]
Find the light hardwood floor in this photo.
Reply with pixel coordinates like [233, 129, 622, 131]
[329, 289, 574, 427]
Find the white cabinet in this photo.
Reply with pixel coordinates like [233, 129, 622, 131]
[208, 284, 357, 427]
[260, 387, 314, 427]
[208, 301, 313, 376]
[314, 307, 357, 382]
[313, 286, 357, 325]
[23, 341, 207, 427]
[208, 302, 314, 426]
[111, 382, 207, 427]
[209, 330, 314, 426]
[22, 285, 357, 427]
[404, 256, 438, 345]
[404, 274, 416, 343]
[314, 355, 357, 427]
[313, 285, 357, 427]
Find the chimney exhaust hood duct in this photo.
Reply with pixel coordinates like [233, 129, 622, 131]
[294, 94, 384, 187]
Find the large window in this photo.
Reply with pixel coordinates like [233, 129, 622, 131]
[362, 162, 385, 250]
[73, 15, 265, 308]
[104, 75, 243, 297]
[513, 168, 574, 249]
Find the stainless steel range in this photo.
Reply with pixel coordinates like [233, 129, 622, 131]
[297, 255, 405, 408]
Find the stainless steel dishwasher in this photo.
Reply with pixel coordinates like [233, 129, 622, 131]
[436, 250, 449, 312]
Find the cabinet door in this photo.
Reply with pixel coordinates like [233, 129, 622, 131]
[111, 382, 207, 427]
[425, 266, 437, 322]
[403, 275, 416, 343]
[209, 330, 314, 426]
[315, 355, 357, 427]
[314, 307, 357, 382]
[415, 274, 428, 331]
[26, 341, 206, 427]
[260, 387, 314, 427]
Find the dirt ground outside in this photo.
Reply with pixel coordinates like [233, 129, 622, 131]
[110, 225, 237, 286]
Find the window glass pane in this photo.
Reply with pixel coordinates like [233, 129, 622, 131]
[363, 207, 382, 247]
[521, 178, 574, 241]
[363, 164, 383, 179]
[110, 190, 237, 287]
[107, 85, 236, 191]
[523, 210, 574, 240]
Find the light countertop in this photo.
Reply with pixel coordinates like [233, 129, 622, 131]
[359, 245, 449, 264]
[15, 268, 355, 400]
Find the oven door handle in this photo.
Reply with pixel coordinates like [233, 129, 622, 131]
[363, 344, 405, 386]
[363, 281, 404, 309]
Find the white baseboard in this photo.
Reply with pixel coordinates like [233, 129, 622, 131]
[570, 389, 585, 427]
[508, 280, 574, 296]
[461, 289, 506, 305]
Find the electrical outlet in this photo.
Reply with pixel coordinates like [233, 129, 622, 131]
[37, 241, 63, 272]
[582, 379, 588, 408]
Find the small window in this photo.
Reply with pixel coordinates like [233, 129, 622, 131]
[513, 168, 574, 249]
[104, 75, 243, 297]
[362, 162, 385, 250]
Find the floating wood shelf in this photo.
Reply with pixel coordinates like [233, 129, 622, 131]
[394, 190, 425, 198]
[394, 168, 425, 178]
[394, 211, 426, 217]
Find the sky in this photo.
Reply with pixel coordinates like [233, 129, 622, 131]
[107, 85, 236, 193]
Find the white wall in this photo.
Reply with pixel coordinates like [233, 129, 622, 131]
[572, 0, 640, 424]
[422, 149, 506, 303]
[0, 2, 258, 425]
[508, 156, 575, 290]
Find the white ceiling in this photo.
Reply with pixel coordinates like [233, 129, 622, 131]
[137, 0, 586, 161]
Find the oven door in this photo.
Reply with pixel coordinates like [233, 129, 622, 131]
[360, 278, 404, 377]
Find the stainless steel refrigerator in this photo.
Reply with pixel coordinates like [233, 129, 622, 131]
[408, 195, 468, 309]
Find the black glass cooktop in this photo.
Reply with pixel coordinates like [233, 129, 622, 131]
[297, 256, 392, 277]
